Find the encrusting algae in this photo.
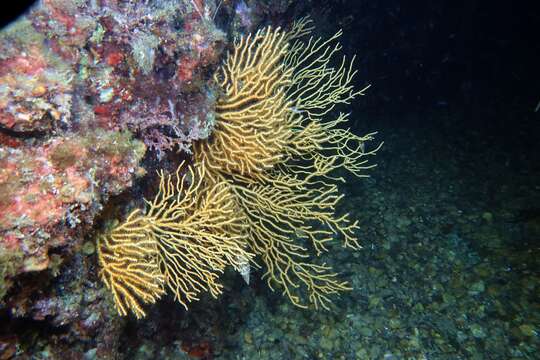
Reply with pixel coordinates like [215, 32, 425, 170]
[98, 18, 382, 317]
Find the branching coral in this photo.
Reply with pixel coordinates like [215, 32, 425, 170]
[98, 18, 381, 316]
[193, 18, 382, 310]
[97, 161, 253, 318]
[97, 210, 166, 318]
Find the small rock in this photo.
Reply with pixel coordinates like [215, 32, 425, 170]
[519, 324, 536, 337]
[396, 216, 412, 229]
[388, 318, 401, 329]
[368, 296, 381, 309]
[481, 212, 493, 223]
[82, 241, 95, 256]
[355, 348, 368, 358]
[369, 345, 382, 358]
[359, 327, 373, 337]
[320, 336, 333, 351]
[83, 348, 97, 360]
[468, 281, 485, 295]
[470, 324, 486, 339]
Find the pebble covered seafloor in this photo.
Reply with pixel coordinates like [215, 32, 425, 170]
[179, 107, 538, 360]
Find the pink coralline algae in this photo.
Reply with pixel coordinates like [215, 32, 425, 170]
[0, 19, 73, 133]
[70, 0, 224, 155]
[0, 130, 146, 272]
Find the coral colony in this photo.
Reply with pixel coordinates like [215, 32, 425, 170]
[98, 18, 381, 318]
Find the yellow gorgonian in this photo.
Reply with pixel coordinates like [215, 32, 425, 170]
[194, 18, 382, 310]
[97, 161, 253, 318]
[98, 18, 381, 316]
[97, 209, 166, 318]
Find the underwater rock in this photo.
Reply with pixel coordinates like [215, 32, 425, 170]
[0, 0, 233, 308]
[0, 19, 74, 133]
[0, 129, 146, 298]
[0, 0, 299, 357]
